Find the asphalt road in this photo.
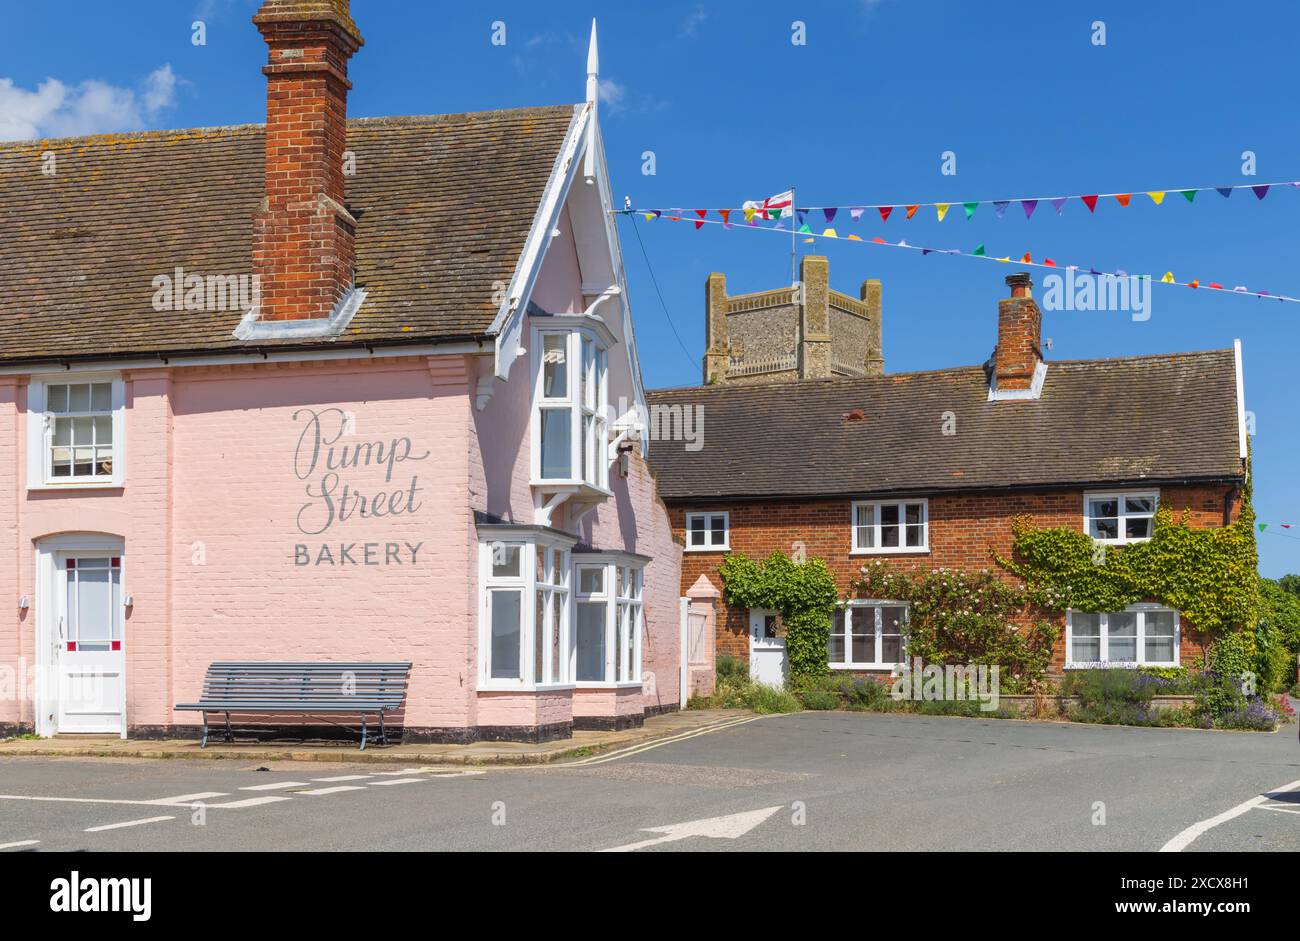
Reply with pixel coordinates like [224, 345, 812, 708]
[2, 712, 1298, 852]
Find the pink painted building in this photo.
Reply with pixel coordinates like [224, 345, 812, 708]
[0, 2, 686, 743]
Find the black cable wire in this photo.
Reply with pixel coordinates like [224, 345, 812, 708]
[625, 213, 699, 371]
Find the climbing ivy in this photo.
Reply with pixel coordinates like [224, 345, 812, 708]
[999, 492, 1258, 636]
[718, 552, 839, 682]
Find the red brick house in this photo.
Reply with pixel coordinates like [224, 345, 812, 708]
[646, 261, 1250, 684]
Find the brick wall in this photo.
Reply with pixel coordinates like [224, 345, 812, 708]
[670, 484, 1240, 672]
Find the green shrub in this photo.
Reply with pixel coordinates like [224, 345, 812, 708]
[1254, 622, 1294, 695]
[744, 683, 802, 714]
[1061, 668, 1161, 706]
[796, 688, 841, 711]
[715, 655, 748, 682]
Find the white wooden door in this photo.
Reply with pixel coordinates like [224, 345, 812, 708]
[748, 609, 786, 687]
[55, 553, 125, 734]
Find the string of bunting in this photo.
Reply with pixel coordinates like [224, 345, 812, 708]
[625, 210, 1300, 304]
[622, 179, 1300, 225]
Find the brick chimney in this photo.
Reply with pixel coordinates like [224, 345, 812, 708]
[251, 0, 363, 322]
[993, 272, 1043, 392]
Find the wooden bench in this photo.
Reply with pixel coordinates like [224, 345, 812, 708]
[175, 662, 411, 750]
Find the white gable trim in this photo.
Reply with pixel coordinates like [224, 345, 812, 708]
[490, 103, 589, 380]
[1233, 338, 1247, 460]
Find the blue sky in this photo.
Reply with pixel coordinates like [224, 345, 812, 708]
[3, 0, 1298, 575]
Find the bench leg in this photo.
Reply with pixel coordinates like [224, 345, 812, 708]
[224, 712, 233, 744]
[379, 712, 387, 747]
[200, 712, 209, 749]
[359, 714, 367, 752]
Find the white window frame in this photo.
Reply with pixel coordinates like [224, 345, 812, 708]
[530, 323, 611, 492]
[684, 511, 730, 552]
[477, 534, 576, 692]
[571, 554, 644, 688]
[1064, 604, 1180, 669]
[850, 499, 929, 554]
[27, 374, 126, 489]
[830, 600, 908, 669]
[1083, 490, 1159, 545]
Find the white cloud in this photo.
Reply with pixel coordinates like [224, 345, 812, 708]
[597, 78, 626, 113]
[0, 64, 178, 141]
[680, 5, 710, 38]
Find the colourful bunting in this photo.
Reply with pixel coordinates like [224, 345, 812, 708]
[936, 203, 951, 222]
[1021, 252, 1032, 263]
[963, 202, 978, 220]
[1161, 272, 1175, 283]
[1217, 187, 1232, 198]
[1115, 194, 1132, 207]
[1147, 191, 1166, 205]
[850, 208, 865, 221]
[824, 208, 837, 223]
[1181, 190, 1196, 203]
[823, 228, 838, 238]
[878, 206, 893, 223]
[1022, 199, 1038, 219]
[1253, 185, 1270, 200]
[972, 243, 986, 256]
[1081, 194, 1099, 212]
[694, 210, 707, 229]
[743, 207, 756, 223]
[1188, 280, 1199, 289]
[993, 200, 1010, 218]
[1050, 197, 1067, 215]
[1044, 258, 1056, 267]
[872, 237, 886, 244]
[719, 209, 731, 227]
[905, 204, 919, 219]
[798, 223, 812, 233]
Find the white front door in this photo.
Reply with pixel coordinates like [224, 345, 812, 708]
[748, 609, 786, 687]
[54, 553, 125, 734]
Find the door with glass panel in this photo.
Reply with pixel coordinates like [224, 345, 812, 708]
[55, 553, 125, 733]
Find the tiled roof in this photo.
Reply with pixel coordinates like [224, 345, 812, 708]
[645, 350, 1244, 500]
[0, 105, 577, 364]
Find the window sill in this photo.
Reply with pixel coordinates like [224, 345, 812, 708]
[477, 683, 578, 694]
[684, 545, 729, 553]
[1063, 661, 1178, 670]
[830, 663, 901, 672]
[29, 481, 123, 492]
[1088, 537, 1152, 546]
[849, 547, 930, 556]
[575, 681, 644, 690]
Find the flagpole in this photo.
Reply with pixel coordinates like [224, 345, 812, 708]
[790, 184, 797, 284]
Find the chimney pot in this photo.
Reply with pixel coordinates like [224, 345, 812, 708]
[1006, 271, 1033, 298]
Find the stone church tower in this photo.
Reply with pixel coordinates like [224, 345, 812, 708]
[702, 256, 884, 385]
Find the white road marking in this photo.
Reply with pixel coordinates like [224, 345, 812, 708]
[373, 768, 424, 776]
[298, 785, 366, 796]
[85, 816, 175, 833]
[205, 796, 293, 809]
[0, 794, 174, 807]
[601, 806, 782, 853]
[1253, 804, 1300, 816]
[368, 778, 423, 786]
[570, 715, 764, 767]
[155, 792, 227, 804]
[310, 775, 371, 782]
[0, 840, 39, 850]
[239, 781, 310, 791]
[1160, 777, 1300, 851]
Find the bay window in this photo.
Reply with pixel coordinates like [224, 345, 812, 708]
[573, 553, 645, 685]
[830, 601, 907, 669]
[533, 324, 609, 490]
[478, 529, 575, 688]
[851, 499, 928, 553]
[1066, 606, 1179, 667]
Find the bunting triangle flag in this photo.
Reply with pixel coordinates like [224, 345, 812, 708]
[823, 228, 838, 238]
[1081, 194, 1099, 212]
[824, 208, 838, 223]
[847, 234, 862, 241]
[1253, 185, 1270, 200]
[1147, 191, 1166, 205]
[905, 204, 919, 219]
[1181, 190, 1196, 203]
[878, 206, 893, 223]
[694, 209, 707, 229]
[798, 223, 812, 233]
[769, 207, 783, 220]
[1188, 280, 1199, 289]
[651, 210, 662, 218]
[1115, 194, 1132, 207]
[972, 243, 986, 256]
[743, 207, 756, 222]
[1050, 197, 1067, 215]
[1209, 282, 1223, 289]
[1161, 272, 1175, 283]
[1022, 199, 1038, 219]
[996, 256, 1011, 263]
[936, 203, 951, 221]
[1258, 522, 1268, 532]
[719, 209, 731, 227]
[850, 208, 865, 221]
[993, 200, 1010, 218]
[1216, 187, 1233, 198]
[803, 237, 815, 243]
[963, 202, 978, 220]
[797, 209, 808, 224]
[642, 213, 654, 221]
[1021, 252, 1032, 263]
[872, 237, 886, 244]
[1044, 259, 1057, 267]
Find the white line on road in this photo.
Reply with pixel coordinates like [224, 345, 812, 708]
[155, 792, 228, 804]
[1160, 777, 1300, 851]
[0, 840, 39, 850]
[601, 806, 782, 852]
[570, 715, 764, 767]
[206, 796, 293, 809]
[310, 775, 371, 782]
[1253, 804, 1300, 816]
[298, 785, 366, 796]
[367, 778, 424, 786]
[85, 816, 175, 833]
[239, 781, 310, 791]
